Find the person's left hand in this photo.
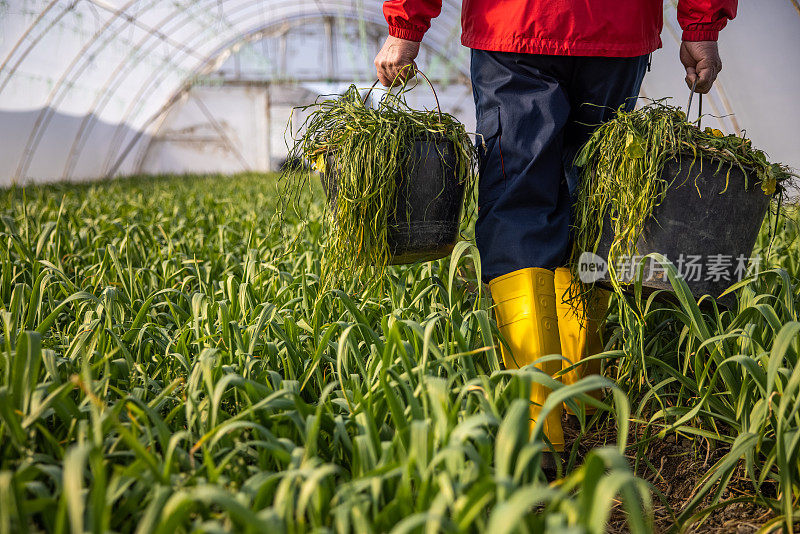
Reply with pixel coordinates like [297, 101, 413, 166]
[680, 41, 723, 94]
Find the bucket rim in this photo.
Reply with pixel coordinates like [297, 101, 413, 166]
[667, 150, 758, 178]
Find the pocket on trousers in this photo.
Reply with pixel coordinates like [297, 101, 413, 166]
[475, 106, 504, 205]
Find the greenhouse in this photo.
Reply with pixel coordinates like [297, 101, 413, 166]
[1, 0, 800, 532]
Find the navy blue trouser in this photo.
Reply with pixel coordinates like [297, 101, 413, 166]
[471, 50, 648, 282]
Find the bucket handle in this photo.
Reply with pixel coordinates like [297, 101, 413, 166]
[362, 68, 443, 122]
[685, 78, 703, 128]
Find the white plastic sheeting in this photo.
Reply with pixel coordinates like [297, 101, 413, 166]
[0, 0, 465, 183]
[0, 0, 798, 184]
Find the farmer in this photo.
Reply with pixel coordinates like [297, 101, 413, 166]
[374, 1, 736, 453]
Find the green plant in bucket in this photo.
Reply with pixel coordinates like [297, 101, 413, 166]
[568, 99, 795, 298]
[278, 72, 478, 287]
[564, 99, 796, 416]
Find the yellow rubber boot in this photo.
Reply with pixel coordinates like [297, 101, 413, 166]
[489, 268, 564, 452]
[553, 267, 609, 414]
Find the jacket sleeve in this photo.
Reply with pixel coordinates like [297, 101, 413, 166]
[677, 0, 738, 41]
[383, 0, 443, 42]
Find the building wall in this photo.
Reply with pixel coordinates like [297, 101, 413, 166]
[140, 86, 269, 175]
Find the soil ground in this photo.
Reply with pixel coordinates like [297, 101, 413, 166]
[562, 414, 778, 533]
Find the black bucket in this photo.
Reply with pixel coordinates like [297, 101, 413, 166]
[592, 154, 770, 306]
[322, 137, 466, 264]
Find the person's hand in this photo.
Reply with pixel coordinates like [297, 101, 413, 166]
[680, 41, 722, 94]
[374, 36, 421, 87]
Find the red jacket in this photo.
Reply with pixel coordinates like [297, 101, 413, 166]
[383, 0, 737, 57]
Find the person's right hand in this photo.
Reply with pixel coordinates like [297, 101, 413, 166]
[374, 36, 421, 87]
